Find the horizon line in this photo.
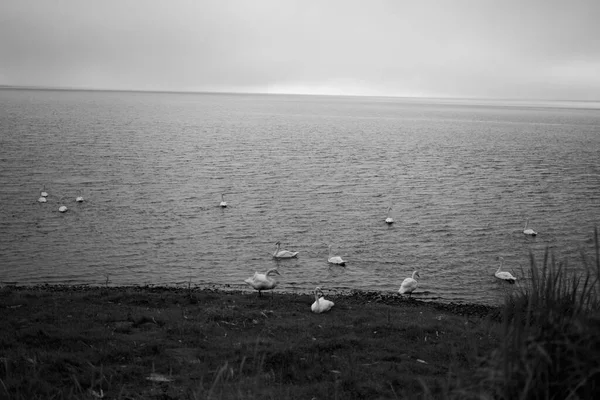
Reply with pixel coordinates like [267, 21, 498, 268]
[0, 84, 598, 104]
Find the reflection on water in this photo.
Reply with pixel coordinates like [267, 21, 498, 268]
[1, 89, 599, 305]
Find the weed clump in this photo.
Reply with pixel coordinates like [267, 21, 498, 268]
[477, 229, 600, 399]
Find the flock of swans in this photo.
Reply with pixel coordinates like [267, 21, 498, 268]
[36, 188, 530, 312]
[238, 195, 535, 313]
[37, 185, 85, 213]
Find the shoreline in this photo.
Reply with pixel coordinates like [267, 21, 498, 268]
[1, 283, 500, 319]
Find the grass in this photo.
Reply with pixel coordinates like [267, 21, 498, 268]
[1, 230, 599, 399]
[0, 286, 500, 399]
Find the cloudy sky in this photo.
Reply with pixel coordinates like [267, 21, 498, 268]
[1, 0, 599, 100]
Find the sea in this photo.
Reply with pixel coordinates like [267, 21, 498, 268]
[1, 89, 599, 305]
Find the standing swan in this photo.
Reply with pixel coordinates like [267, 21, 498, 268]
[399, 270, 420, 298]
[220, 194, 227, 208]
[385, 205, 394, 224]
[311, 286, 334, 313]
[328, 245, 346, 266]
[523, 218, 537, 236]
[495, 257, 516, 283]
[273, 241, 299, 258]
[244, 268, 280, 297]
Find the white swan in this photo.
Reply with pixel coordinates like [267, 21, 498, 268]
[328, 245, 346, 266]
[220, 194, 227, 208]
[495, 257, 516, 283]
[244, 268, 280, 297]
[399, 270, 420, 297]
[76, 196, 84, 202]
[38, 196, 47, 203]
[273, 241, 299, 258]
[59, 205, 68, 213]
[41, 185, 48, 197]
[523, 218, 537, 236]
[311, 286, 334, 313]
[385, 205, 394, 224]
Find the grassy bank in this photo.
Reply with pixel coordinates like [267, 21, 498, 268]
[0, 285, 500, 399]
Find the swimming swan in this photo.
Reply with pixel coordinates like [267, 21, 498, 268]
[41, 185, 48, 198]
[244, 268, 280, 296]
[385, 205, 394, 224]
[399, 270, 420, 297]
[76, 195, 84, 202]
[523, 218, 537, 236]
[220, 194, 227, 208]
[328, 245, 346, 266]
[273, 241, 299, 258]
[38, 196, 47, 203]
[311, 286, 334, 313]
[495, 257, 516, 283]
[58, 205, 68, 213]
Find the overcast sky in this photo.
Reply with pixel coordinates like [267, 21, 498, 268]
[1, 0, 599, 100]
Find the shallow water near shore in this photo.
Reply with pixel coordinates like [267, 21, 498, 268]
[1, 89, 599, 305]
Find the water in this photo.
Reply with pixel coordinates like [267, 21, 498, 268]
[1, 89, 599, 305]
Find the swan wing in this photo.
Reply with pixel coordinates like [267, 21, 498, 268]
[312, 298, 334, 313]
[495, 271, 516, 281]
[274, 250, 299, 258]
[328, 256, 345, 265]
[399, 278, 417, 294]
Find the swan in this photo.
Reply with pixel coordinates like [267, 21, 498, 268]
[41, 185, 48, 197]
[327, 245, 346, 266]
[38, 196, 47, 203]
[244, 268, 280, 297]
[385, 205, 394, 224]
[220, 194, 227, 208]
[76, 196, 84, 202]
[58, 205, 68, 213]
[523, 218, 537, 236]
[311, 286, 334, 313]
[399, 270, 420, 297]
[273, 241, 299, 258]
[495, 257, 516, 283]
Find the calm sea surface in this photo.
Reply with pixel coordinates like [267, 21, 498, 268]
[1, 89, 599, 305]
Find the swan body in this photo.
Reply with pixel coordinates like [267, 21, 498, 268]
[311, 286, 334, 313]
[495, 257, 516, 283]
[38, 197, 47, 203]
[327, 245, 346, 266]
[385, 206, 394, 224]
[399, 270, 420, 297]
[273, 241, 298, 258]
[58, 205, 68, 213]
[244, 268, 280, 296]
[220, 194, 227, 208]
[41, 186, 48, 197]
[523, 218, 537, 236]
[76, 196, 84, 202]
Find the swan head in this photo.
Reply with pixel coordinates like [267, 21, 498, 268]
[412, 270, 420, 279]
